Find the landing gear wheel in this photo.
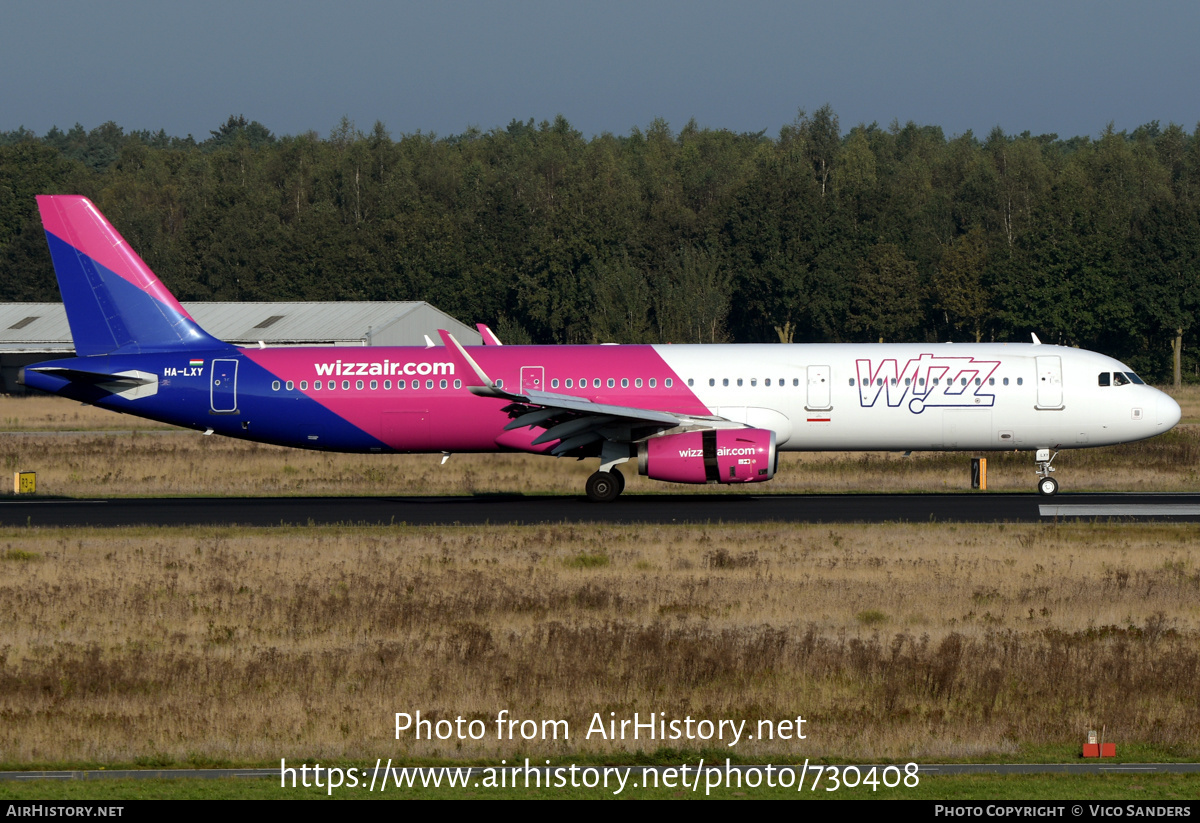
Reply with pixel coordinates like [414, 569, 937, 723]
[586, 470, 622, 502]
[1037, 477, 1059, 496]
[611, 468, 625, 495]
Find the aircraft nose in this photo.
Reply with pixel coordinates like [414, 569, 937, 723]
[1158, 392, 1182, 429]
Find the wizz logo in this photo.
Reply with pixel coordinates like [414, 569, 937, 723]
[857, 354, 1000, 414]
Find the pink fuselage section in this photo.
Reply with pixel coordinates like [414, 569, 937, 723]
[241, 344, 708, 453]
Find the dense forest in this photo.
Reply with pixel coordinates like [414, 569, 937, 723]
[2, 109, 1198, 383]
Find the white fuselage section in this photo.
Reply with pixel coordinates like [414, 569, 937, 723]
[655, 343, 1180, 452]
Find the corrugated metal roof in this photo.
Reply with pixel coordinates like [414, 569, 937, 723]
[186, 302, 432, 343]
[0, 302, 482, 349]
[0, 304, 73, 346]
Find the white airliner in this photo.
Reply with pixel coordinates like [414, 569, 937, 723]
[20, 196, 1184, 500]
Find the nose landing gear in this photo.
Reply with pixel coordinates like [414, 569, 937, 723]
[1035, 448, 1059, 496]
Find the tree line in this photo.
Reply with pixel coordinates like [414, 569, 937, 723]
[2, 109, 1198, 383]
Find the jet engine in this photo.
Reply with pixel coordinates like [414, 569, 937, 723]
[637, 428, 777, 484]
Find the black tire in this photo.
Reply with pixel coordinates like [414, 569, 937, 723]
[586, 471, 621, 502]
[611, 468, 625, 495]
[1037, 477, 1059, 496]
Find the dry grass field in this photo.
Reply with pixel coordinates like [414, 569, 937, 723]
[1, 390, 1198, 496]
[1, 522, 1198, 765]
[1, 392, 1198, 770]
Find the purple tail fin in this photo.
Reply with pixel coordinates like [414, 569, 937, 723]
[37, 195, 223, 355]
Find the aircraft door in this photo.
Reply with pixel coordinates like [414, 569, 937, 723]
[520, 366, 544, 394]
[1035, 356, 1064, 409]
[943, 409, 993, 449]
[210, 358, 238, 413]
[806, 365, 831, 410]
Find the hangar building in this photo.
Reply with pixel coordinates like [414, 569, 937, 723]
[0, 302, 483, 393]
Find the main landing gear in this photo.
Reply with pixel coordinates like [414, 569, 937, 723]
[585, 469, 625, 502]
[585, 441, 631, 502]
[1035, 449, 1059, 496]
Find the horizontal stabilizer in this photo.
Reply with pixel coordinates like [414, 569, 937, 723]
[24, 365, 158, 399]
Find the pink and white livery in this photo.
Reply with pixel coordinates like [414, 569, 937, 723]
[20, 195, 1182, 500]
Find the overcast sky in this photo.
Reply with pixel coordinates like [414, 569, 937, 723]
[3, 0, 1197, 141]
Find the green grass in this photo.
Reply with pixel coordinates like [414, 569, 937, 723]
[1, 773, 1197, 800]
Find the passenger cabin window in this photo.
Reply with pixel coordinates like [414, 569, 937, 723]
[665, 378, 672, 388]
[637, 378, 644, 388]
[649, 378, 657, 388]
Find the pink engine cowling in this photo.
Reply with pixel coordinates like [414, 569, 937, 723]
[637, 428, 777, 484]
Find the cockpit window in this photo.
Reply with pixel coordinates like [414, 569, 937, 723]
[1126, 372, 1145, 385]
[1113, 372, 1130, 386]
[1098, 372, 1110, 387]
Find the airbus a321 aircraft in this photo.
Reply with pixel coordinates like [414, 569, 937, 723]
[19, 196, 1182, 501]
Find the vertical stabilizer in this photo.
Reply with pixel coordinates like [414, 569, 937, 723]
[36, 195, 224, 355]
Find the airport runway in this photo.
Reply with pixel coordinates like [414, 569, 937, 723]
[3, 492, 1200, 527]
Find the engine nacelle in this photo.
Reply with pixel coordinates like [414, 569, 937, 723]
[638, 428, 777, 484]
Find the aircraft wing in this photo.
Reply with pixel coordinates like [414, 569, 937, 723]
[476, 323, 503, 345]
[437, 330, 727, 455]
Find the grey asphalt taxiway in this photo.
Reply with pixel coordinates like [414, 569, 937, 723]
[3, 492, 1200, 527]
